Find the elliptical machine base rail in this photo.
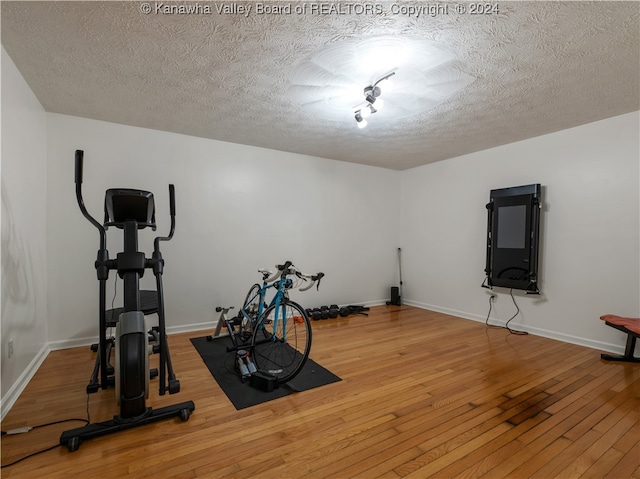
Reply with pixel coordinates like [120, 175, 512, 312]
[60, 403, 194, 452]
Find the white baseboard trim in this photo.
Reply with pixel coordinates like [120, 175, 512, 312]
[1, 344, 50, 421]
[167, 321, 217, 336]
[46, 321, 221, 351]
[403, 299, 625, 356]
[48, 336, 99, 351]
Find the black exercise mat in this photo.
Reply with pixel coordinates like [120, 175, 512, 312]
[190, 335, 341, 410]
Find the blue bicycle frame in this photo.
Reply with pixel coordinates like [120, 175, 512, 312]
[242, 274, 293, 342]
[223, 264, 296, 354]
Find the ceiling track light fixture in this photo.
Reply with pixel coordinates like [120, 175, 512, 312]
[354, 71, 396, 129]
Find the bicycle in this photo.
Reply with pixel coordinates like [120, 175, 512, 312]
[211, 261, 323, 384]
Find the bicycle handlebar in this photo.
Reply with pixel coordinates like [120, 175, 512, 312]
[262, 261, 291, 283]
[259, 261, 324, 291]
[263, 269, 283, 283]
[299, 271, 324, 291]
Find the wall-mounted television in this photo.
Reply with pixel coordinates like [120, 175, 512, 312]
[483, 184, 541, 293]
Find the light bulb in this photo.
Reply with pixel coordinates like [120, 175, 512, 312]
[374, 98, 384, 111]
[357, 118, 368, 129]
[361, 106, 372, 118]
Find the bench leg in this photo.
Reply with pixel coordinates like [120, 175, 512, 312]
[601, 334, 640, 363]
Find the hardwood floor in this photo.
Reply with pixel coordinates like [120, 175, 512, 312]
[2, 305, 639, 478]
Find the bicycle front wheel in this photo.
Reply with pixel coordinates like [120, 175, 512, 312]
[243, 283, 262, 322]
[251, 300, 312, 384]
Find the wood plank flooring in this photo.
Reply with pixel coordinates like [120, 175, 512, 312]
[2, 305, 639, 478]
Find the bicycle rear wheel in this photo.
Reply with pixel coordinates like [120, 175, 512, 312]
[251, 300, 312, 384]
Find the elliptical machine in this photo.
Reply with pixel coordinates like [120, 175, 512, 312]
[60, 150, 195, 452]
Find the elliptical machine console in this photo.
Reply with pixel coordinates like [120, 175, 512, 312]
[60, 150, 195, 452]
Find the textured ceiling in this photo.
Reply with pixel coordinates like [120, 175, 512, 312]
[1, 1, 638, 170]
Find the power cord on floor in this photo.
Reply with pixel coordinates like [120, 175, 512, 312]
[485, 295, 501, 329]
[485, 289, 529, 336]
[505, 289, 528, 335]
[0, 394, 91, 468]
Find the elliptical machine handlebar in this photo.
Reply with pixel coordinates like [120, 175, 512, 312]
[169, 183, 175, 217]
[75, 150, 107, 248]
[74, 149, 83, 184]
[154, 184, 176, 252]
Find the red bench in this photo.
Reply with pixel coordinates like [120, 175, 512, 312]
[600, 315, 640, 363]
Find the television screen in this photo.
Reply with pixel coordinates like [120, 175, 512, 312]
[497, 204, 527, 249]
[484, 184, 541, 293]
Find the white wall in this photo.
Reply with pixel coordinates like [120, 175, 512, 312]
[400, 111, 640, 353]
[1, 47, 49, 414]
[46, 114, 401, 345]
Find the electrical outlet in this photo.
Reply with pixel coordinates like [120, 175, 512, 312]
[8, 340, 14, 359]
[490, 295, 497, 302]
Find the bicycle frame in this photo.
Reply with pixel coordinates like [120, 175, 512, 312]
[238, 275, 292, 346]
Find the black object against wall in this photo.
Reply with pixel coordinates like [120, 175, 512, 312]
[386, 247, 403, 306]
[388, 287, 400, 305]
[483, 184, 541, 294]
